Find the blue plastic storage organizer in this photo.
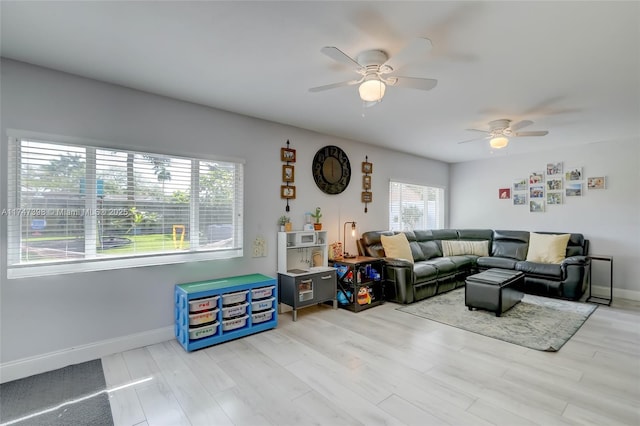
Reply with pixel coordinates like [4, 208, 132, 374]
[175, 273, 277, 352]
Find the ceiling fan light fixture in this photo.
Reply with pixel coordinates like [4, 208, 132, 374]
[490, 136, 509, 149]
[359, 77, 386, 102]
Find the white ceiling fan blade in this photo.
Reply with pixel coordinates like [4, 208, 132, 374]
[382, 37, 433, 72]
[309, 79, 361, 93]
[457, 136, 487, 144]
[514, 130, 549, 137]
[466, 128, 490, 133]
[388, 76, 437, 91]
[509, 120, 534, 131]
[320, 47, 363, 71]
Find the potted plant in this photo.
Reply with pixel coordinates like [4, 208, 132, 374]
[278, 215, 291, 232]
[311, 207, 322, 230]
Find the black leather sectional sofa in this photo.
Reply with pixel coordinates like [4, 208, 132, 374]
[358, 229, 590, 304]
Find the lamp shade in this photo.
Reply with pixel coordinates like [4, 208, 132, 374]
[490, 136, 509, 149]
[359, 78, 386, 102]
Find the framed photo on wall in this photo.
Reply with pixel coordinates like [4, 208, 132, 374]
[282, 164, 295, 182]
[280, 147, 296, 162]
[587, 176, 606, 189]
[361, 192, 373, 203]
[280, 185, 296, 199]
[363, 175, 371, 190]
[362, 161, 373, 173]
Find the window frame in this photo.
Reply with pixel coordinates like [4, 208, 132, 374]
[5, 130, 245, 279]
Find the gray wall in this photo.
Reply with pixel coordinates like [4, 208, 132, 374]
[0, 59, 449, 366]
[450, 138, 640, 298]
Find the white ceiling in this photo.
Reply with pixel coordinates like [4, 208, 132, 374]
[1, 1, 639, 163]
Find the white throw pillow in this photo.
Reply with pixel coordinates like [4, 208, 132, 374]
[441, 240, 489, 257]
[526, 233, 571, 264]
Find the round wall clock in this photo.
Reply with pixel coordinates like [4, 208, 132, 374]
[312, 145, 351, 194]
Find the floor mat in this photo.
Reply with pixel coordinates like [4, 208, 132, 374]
[0, 359, 113, 426]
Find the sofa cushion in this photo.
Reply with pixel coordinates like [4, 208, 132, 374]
[516, 261, 562, 279]
[424, 258, 457, 275]
[413, 263, 439, 282]
[417, 240, 442, 259]
[526, 232, 571, 264]
[441, 240, 489, 257]
[491, 230, 530, 260]
[381, 233, 414, 263]
[403, 231, 427, 262]
[446, 255, 476, 271]
[477, 256, 518, 270]
[361, 231, 394, 258]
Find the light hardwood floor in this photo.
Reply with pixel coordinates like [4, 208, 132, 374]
[103, 298, 640, 426]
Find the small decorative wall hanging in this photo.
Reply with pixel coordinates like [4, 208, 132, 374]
[362, 156, 373, 213]
[281, 140, 296, 212]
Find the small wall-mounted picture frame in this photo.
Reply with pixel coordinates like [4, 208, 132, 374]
[513, 193, 527, 205]
[546, 162, 563, 176]
[362, 161, 373, 174]
[529, 171, 544, 185]
[587, 176, 606, 189]
[498, 188, 511, 199]
[513, 178, 527, 192]
[565, 167, 582, 181]
[361, 191, 373, 203]
[281, 185, 296, 199]
[363, 175, 371, 190]
[282, 164, 295, 182]
[566, 183, 582, 196]
[281, 147, 296, 162]
[530, 200, 545, 213]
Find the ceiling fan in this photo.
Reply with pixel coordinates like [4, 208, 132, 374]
[459, 119, 549, 149]
[309, 38, 438, 106]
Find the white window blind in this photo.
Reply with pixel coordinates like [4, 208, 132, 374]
[389, 181, 445, 231]
[6, 136, 244, 277]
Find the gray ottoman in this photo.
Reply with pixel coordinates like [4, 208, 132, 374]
[465, 269, 524, 316]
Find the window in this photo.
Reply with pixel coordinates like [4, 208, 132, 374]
[6, 135, 244, 277]
[389, 181, 445, 231]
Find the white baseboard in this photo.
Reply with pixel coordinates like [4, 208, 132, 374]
[0, 326, 174, 384]
[591, 285, 640, 302]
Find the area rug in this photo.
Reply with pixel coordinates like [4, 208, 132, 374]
[397, 288, 597, 351]
[0, 359, 114, 425]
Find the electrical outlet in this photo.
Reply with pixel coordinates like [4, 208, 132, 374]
[252, 236, 266, 257]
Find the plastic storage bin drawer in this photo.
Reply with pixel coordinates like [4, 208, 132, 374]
[251, 286, 275, 300]
[189, 308, 219, 326]
[221, 290, 249, 306]
[189, 322, 219, 340]
[222, 302, 249, 319]
[189, 295, 219, 312]
[222, 315, 248, 331]
[252, 309, 275, 324]
[251, 297, 275, 312]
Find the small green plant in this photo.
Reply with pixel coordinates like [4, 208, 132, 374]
[278, 215, 290, 226]
[311, 207, 322, 223]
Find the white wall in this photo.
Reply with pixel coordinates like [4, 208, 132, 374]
[0, 59, 449, 378]
[450, 138, 640, 299]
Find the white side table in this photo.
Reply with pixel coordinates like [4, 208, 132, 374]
[586, 255, 613, 306]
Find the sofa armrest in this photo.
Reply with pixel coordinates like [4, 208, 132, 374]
[561, 255, 589, 266]
[560, 256, 591, 299]
[381, 258, 415, 303]
[384, 257, 414, 268]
